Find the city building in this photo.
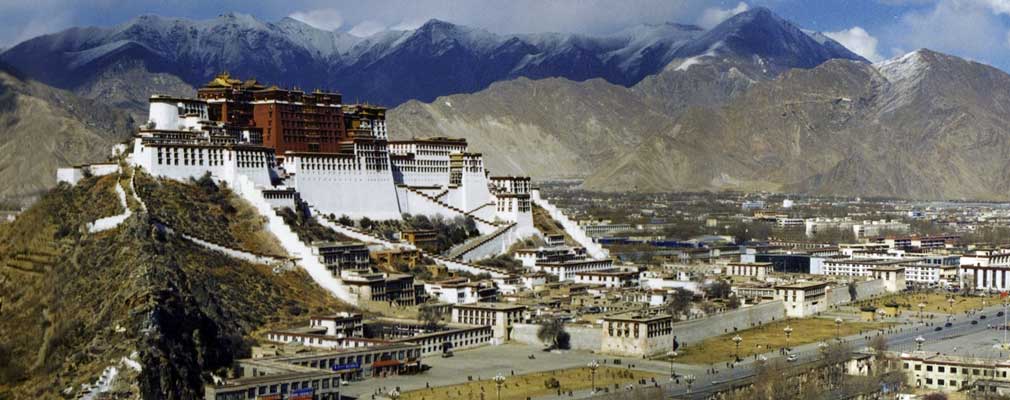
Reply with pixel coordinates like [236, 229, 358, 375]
[774, 281, 828, 318]
[203, 358, 340, 400]
[600, 311, 674, 357]
[869, 265, 907, 293]
[572, 268, 639, 288]
[311, 241, 370, 274]
[897, 352, 1010, 394]
[309, 312, 364, 338]
[340, 270, 421, 306]
[451, 303, 526, 344]
[724, 262, 772, 280]
[423, 278, 498, 304]
[400, 229, 438, 251]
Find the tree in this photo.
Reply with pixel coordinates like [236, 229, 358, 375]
[704, 280, 732, 299]
[751, 359, 794, 400]
[726, 295, 741, 310]
[418, 305, 444, 329]
[537, 318, 570, 350]
[868, 335, 888, 354]
[666, 288, 694, 320]
[359, 217, 374, 230]
[337, 215, 353, 226]
[821, 341, 851, 388]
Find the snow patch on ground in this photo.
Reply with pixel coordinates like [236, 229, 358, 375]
[875, 49, 927, 84]
[674, 40, 723, 71]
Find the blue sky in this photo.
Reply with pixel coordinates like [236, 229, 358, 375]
[3, 0, 1010, 70]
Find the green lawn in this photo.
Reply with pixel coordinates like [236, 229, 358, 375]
[664, 318, 892, 365]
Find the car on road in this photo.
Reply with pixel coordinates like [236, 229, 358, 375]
[934, 326, 942, 331]
[999, 311, 1005, 317]
[981, 315, 988, 320]
[972, 320, 979, 325]
[786, 354, 799, 362]
[945, 322, 953, 327]
[441, 351, 454, 358]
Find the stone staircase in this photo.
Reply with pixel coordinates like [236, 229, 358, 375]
[233, 175, 357, 305]
[531, 189, 609, 260]
[444, 222, 516, 261]
[403, 186, 499, 232]
[313, 207, 509, 278]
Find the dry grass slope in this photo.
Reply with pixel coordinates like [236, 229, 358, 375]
[0, 173, 351, 399]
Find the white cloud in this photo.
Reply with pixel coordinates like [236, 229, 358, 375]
[390, 17, 428, 31]
[973, 0, 1010, 15]
[886, 0, 1006, 58]
[289, 8, 343, 31]
[697, 2, 749, 29]
[349, 20, 387, 37]
[825, 26, 884, 62]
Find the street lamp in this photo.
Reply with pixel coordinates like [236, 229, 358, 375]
[685, 374, 696, 393]
[783, 325, 793, 351]
[669, 351, 678, 380]
[834, 317, 843, 340]
[732, 335, 743, 361]
[493, 373, 506, 400]
[948, 297, 955, 312]
[918, 302, 926, 322]
[587, 359, 599, 394]
[915, 335, 926, 351]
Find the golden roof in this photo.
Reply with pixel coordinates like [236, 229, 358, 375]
[203, 72, 265, 90]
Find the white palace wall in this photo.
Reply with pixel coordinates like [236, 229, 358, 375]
[292, 164, 402, 221]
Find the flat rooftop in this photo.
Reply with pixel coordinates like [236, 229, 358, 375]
[774, 281, 829, 290]
[453, 302, 526, 311]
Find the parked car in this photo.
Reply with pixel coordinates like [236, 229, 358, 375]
[786, 354, 799, 362]
[981, 315, 988, 320]
[945, 322, 953, 327]
[972, 320, 979, 325]
[934, 326, 942, 332]
[441, 351, 454, 358]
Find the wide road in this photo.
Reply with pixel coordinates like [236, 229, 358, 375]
[662, 304, 1010, 398]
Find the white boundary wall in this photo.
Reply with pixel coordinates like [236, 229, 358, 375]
[87, 180, 132, 233]
[233, 175, 357, 305]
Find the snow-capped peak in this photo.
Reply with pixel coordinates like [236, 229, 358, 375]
[875, 49, 929, 83]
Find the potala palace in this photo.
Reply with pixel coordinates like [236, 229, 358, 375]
[55, 73, 617, 307]
[129, 73, 534, 236]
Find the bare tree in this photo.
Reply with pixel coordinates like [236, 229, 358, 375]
[665, 288, 694, 320]
[418, 304, 444, 329]
[537, 318, 569, 350]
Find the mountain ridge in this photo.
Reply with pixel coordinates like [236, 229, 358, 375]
[0, 7, 860, 110]
[393, 47, 1010, 201]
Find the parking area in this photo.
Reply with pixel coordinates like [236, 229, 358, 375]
[339, 343, 684, 399]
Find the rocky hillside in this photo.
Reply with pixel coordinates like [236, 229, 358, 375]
[0, 170, 350, 399]
[0, 64, 134, 205]
[390, 7, 870, 187]
[395, 48, 1010, 200]
[390, 77, 674, 178]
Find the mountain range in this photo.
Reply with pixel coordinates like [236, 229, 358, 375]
[4, 7, 1010, 200]
[391, 9, 1010, 200]
[0, 63, 133, 205]
[0, 8, 859, 113]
